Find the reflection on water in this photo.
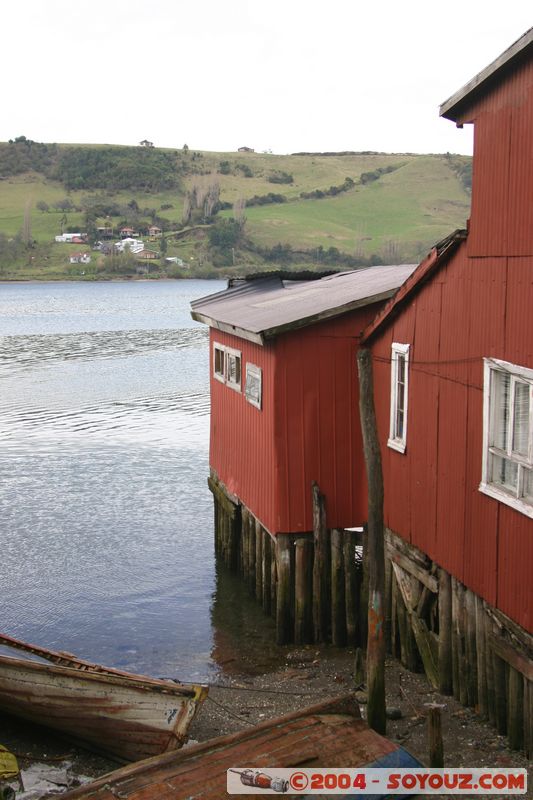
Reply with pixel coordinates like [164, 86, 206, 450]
[0, 280, 275, 682]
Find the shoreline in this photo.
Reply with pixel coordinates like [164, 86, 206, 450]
[1, 648, 531, 798]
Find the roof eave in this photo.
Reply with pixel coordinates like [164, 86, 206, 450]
[190, 311, 265, 345]
[361, 231, 467, 345]
[440, 27, 533, 122]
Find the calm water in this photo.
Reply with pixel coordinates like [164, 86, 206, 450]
[0, 280, 276, 682]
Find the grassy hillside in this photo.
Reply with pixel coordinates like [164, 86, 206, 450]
[0, 140, 471, 279]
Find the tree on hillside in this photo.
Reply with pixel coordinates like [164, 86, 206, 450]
[36, 201, 49, 213]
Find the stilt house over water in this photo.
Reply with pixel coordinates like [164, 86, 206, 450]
[361, 28, 533, 754]
[191, 266, 416, 643]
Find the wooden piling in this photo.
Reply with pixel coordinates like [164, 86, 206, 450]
[465, 589, 478, 707]
[493, 652, 508, 735]
[426, 704, 445, 768]
[343, 530, 359, 647]
[247, 514, 256, 595]
[255, 520, 263, 601]
[331, 528, 347, 646]
[507, 667, 524, 751]
[524, 678, 532, 759]
[276, 534, 293, 645]
[294, 538, 313, 644]
[475, 596, 488, 718]
[271, 548, 277, 620]
[438, 568, 452, 695]
[358, 347, 386, 735]
[485, 610, 496, 726]
[384, 554, 392, 653]
[312, 482, 329, 643]
[262, 531, 272, 616]
[359, 525, 369, 653]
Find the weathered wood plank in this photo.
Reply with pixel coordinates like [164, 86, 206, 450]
[507, 667, 524, 751]
[312, 483, 329, 644]
[295, 538, 313, 644]
[438, 569, 452, 695]
[276, 535, 292, 645]
[331, 529, 347, 647]
[393, 562, 438, 689]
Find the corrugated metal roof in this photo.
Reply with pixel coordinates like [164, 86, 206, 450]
[191, 265, 417, 343]
[440, 27, 533, 121]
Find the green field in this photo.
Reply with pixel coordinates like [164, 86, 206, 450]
[0, 142, 471, 279]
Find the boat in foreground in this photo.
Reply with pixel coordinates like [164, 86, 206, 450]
[0, 633, 207, 762]
[62, 694, 422, 800]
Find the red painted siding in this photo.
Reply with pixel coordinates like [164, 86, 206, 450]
[210, 306, 379, 535]
[369, 245, 533, 631]
[209, 330, 278, 534]
[459, 59, 533, 258]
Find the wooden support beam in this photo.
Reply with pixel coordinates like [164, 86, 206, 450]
[493, 652, 508, 735]
[507, 667, 524, 751]
[485, 607, 496, 726]
[358, 347, 386, 735]
[393, 562, 438, 689]
[438, 569, 452, 695]
[343, 530, 360, 647]
[465, 589, 478, 707]
[331, 529, 347, 646]
[276, 535, 293, 645]
[312, 482, 329, 644]
[426, 704, 445, 767]
[475, 595, 488, 719]
[524, 678, 532, 759]
[294, 538, 313, 644]
[262, 530, 272, 616]
[388, 550, 438, 593]
[255, 520, 263, 601]
[489, 633, 533, 682]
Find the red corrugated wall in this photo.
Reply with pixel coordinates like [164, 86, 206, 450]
[210, 305, 379, 536]
[369, 245, 533, 632]
[209, 330, 278, 534]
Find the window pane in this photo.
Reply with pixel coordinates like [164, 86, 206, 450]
[214, 347, 224, 375]
[490, 453, 518, 492]
[492, 371, 510, 450]
[512, 381, 529, 456]
[523, 468, 533, 501]
[395, 354, 406, 439]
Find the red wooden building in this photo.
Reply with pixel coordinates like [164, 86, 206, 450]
[361, 29, 533, 751]
[192, 266, 415, 642]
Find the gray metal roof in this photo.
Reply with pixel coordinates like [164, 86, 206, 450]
[190, 265, 417, 344]
[440, 27, 533, 121]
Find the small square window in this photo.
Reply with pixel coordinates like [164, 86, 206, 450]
[213, 344, 225, 382]
[388, 343, 410, 453]
[225, 348, 242, 391]
[245, 363, 262, 409]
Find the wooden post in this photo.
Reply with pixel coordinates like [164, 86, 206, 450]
[475, 596, 488, 718]
[524, 678, 532, 759]
[248, 514, 256, 595]
[312, 482, 329, 643]
[357, 347, 386, 735]
[214, 498, 220, 557]
[426, 704, 445, 767]
[485, 614, 496, 726]
[493, 652, 507, 735]
[384, 554, 393, 653]
[507, 667, 524, 751]
[359, 524, 369, 650]
[294, 538, 313, 644]
[262, 531, 272, 616]
[271, 547, 277, 619]
[255, 520, 263, 601]
[344, 530, 359, 646]
[276, 535, 292, 645]
[331, 529, 347, 646]
[465, 589, 478, 707]
[438, 568, 453, 695]
[391, 569, 399, 658]
[241, 508, 249, 579]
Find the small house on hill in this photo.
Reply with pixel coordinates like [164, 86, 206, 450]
[191, 265, 415, 643]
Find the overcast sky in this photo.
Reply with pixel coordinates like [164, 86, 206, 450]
[2, 1, 531, 155]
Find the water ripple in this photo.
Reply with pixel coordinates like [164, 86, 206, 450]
[0, 327, 208, 375]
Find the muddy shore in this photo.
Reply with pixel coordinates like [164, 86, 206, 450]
[1, 647, 531, 798]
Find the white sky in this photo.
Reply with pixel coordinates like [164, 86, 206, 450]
[2, 1, 531, 156]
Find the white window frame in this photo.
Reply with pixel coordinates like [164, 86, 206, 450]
[224, 345, 242, 392]
[245, 363, 262, 410]
[213, 342, 226, 384]
[480, 357, 533, 518]
[388, 342, 410, 454]
[212, 342, 242, 392]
